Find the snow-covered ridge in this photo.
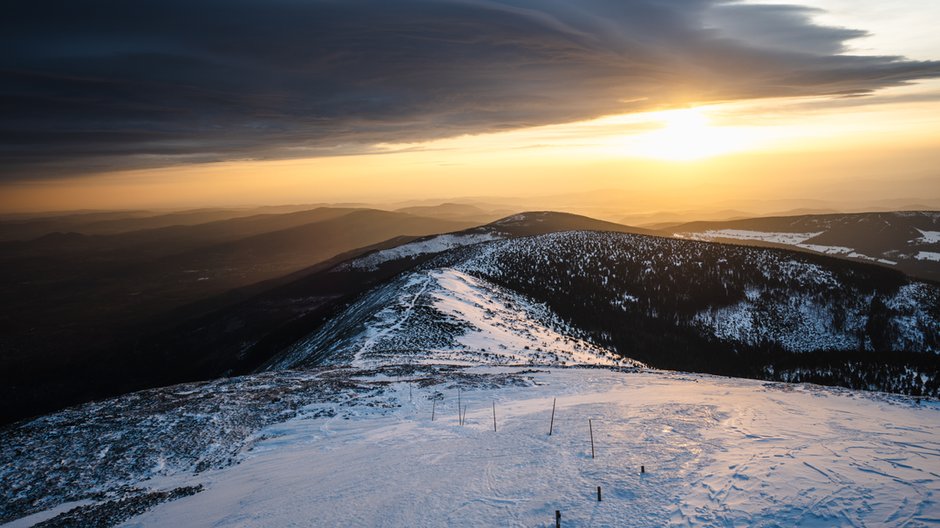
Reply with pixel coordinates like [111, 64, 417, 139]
[795, 243, 897, 265]
[676, 229, 901, 265]
[267, 267, 637, 370]
[676, 229, 822, 245]
[672, 213, 940, 278]
[337, 232, 503, 271]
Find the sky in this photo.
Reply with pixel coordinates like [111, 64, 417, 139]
[1, 0, 939, 215]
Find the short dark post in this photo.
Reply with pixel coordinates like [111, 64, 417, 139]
[589, 419, 595, 459]
[641, 465, 645, 474]
[549, 398, 556, 436]
[431, 398, 436, 421]
[597, 486, 602, 501]
[409, 383, 413, 402]
[555, 510, 561, 528]
[458, 388, 462, 425]
[492, 401, 497, 432]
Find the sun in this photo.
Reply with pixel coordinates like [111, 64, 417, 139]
[624, 107, 762, 161]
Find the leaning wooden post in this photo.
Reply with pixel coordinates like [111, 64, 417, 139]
[549, 398, 556, 436]
[492, 401, 497, 432]
[589, 419, 595, 459]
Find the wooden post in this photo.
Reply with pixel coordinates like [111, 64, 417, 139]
[431, 398, 436, 421]
[492, 401, 497, 432]
[589, 419, 595, 459]
[549, 398, 556, 436]
[458, 388, 462, 425]
[597, 486, 602, 501]
[641, 465, 645, 474]
[555, 510, 561, 528]
[409, 383, 412, 402]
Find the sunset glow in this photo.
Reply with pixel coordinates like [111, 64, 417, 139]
[614, 108, 764, 161]
[0, 0, 937, 216]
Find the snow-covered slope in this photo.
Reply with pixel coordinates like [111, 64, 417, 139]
[672, 211, 940, 280]
[3, 367, 938, 527]
[265, 268, 635, 370]
[453, 230, 939, 351]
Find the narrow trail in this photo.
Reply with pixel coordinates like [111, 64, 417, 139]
[352, 272, 433, 367]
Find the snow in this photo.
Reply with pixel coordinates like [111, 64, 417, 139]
[914, 229, 940, 244]
[682, 232, 904, 266]
[693, 273, 935, 353]
[266, 268, 634, 370]
[693, 291, 864, 352]
[884, 283, 940, 351]
[915, 251, 940, 262]
[432, 269, 626, 366]
[678, 229, 823, 245]
[846, 252, 898, 265]
[786, 245, 896, 266]
[340, 233, 503, 271]
[682, 236, 899, 267]
[108, 368, 940, 528]
[1, 500, 95, 528]
[796, 243, 854, 255]
[792, 245, 898, 266]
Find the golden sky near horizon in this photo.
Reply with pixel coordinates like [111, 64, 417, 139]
[2, 0, 939, 215]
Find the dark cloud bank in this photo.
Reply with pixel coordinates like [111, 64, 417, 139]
[1, 0, 938, 178]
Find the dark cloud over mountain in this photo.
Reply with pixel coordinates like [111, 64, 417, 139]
[2, 0, 938, 178]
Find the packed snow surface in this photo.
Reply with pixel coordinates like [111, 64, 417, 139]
[51, 368, 940, 528]
[916, 251, 940, 262]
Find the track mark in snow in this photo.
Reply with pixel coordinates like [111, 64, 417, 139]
[351, 273, 433, 368]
